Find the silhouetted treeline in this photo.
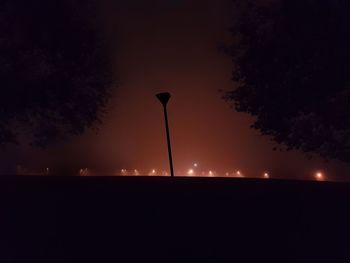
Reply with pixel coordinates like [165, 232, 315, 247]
[0, 0, 114, 146]
[225, 0, 350, 162]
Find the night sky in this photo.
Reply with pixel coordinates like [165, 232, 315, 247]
[1, 0, 350, 180]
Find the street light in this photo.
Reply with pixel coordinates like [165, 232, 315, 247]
[315, 172, 324, 181]
[156, 92, 175, 177]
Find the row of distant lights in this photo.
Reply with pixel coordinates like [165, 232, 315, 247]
[187, 169, 269, 178]
[81, 167, 324, 181]
[187, 163, 325, 181]
[122, 169, 324, 181]
[118, 168, 251, 177]
[123, 169, 325, 181]
[120, 169, 168, 176]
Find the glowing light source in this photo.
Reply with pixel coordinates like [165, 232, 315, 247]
[149, 169, 156, 176]
[235, 170, 242, 177]
[193, 163, 198, 168]
[315, 172, 324, 181]
[80, 168, 88, 176]
[208, 170, 214, 177]
[134, 169, 139, 175]
[264, 172, 269, 179]
[187, 169, 194, 176]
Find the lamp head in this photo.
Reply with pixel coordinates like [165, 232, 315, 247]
[156, 92, 171, 106]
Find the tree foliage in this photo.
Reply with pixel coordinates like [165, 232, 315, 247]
[0, 0, 113, 146]
[225, 0, 350, 162]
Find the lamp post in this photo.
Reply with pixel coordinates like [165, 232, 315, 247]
[156, 92, 174, 177]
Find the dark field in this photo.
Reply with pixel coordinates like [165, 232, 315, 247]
[1, 176, 350, 262]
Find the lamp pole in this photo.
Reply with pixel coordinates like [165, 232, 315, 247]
[156, 92, 174, 177]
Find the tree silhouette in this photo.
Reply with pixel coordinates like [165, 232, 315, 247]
[0, 0, 113, 146]
[225, 0, 350, 162]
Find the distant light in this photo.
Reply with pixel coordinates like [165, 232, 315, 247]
[187, 169, 194, 176]
[225, 172, 230, 177]
[80, 168, 88, 176]
[134, 169, 139, 175]
[193, 163, 198, 168]
[236, 170, 242, 177]
[315, 172, 324, 181]
[264, 172, 269, 179]
[150, 169, 156, 175]
[208, 170, 214, 177]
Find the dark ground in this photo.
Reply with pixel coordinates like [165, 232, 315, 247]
[1, 176, 350, 262]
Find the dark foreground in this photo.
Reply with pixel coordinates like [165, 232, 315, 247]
[1, 176, 350, 263]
